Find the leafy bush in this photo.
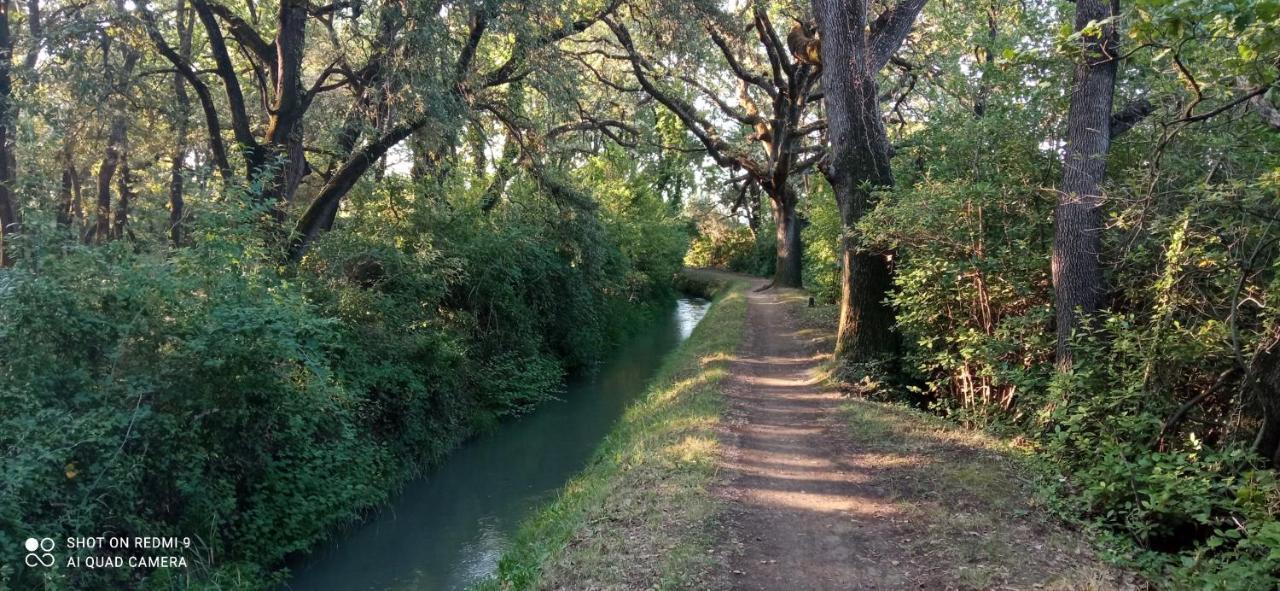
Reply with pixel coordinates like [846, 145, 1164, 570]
[836, 91, 1280, 586]
[682, 196, 773, 276]
[684, 225, 756, 270]
[0, 173, 687, 589]
[800, 180, 841, 304]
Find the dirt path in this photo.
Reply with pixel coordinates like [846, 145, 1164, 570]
[712, 278, 1128, 591]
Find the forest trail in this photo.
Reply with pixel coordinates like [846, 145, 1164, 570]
[711, 276, 1127, 591]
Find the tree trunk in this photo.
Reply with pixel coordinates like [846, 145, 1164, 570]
[168, 136, 187, 246]
[814, 0, 907, 363]
[837, 246, 897, 362]
[770, 187, 803, 288]
[192, 0, 263, 179]
[263, 0, 308, 206]
[1053, 0, 1119, 368]
[56, 137, 82, 231]
[1248, 330, 1280, 465]
[0, 0, 19, 266]
[167, 0, 191, 247]
[113, 155, 133, 240]
[57, 158, 75, 228]
[746, 181, 761, 235]
[289, 117, 429, 261]
[90, 117, 127, 244]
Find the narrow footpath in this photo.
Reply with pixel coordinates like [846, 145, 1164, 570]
[712, 277, 1130, 591]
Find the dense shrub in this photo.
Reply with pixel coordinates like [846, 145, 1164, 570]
[684, 224, 754, 270]
[0, 173, 686, 589]
[683, 197, 774, 276]
[800, 180, 841, 304]
[830, 92, 1280, 586]
[861, 111, 1059, 422]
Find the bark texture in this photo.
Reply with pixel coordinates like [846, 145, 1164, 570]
[113, 155, 134, 240]
[813, 0, 925, 362]
[1053, 0, 1120, 368]
[1249, 330, 1280, 466]
[0, 0, 18, 265]
[56, 142, 80, 230]
[91, 116, 127, 244]
[263, 0, 308, 206]
[167, 0, 192, 247]
[772, 187, 803, 288]
[288, 117, 429, 261]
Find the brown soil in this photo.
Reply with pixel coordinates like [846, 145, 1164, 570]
[711, 277, 1134, 591]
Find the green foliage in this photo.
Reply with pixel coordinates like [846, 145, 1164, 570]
[860, 109, 1059, 421]
[1, 211, 380, 589]
[801, 179, 841, 303]
[0, 170, 687, 589]
[684, 224, 756, 270]
[814, 0, 1280, 580]
[682, 202, 750, 269]
[682, 197, 774, 276]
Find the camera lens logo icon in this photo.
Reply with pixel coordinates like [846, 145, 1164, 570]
[24, 537, 55, 568]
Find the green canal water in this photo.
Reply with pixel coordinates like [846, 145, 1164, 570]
[283, 297, 712, 590]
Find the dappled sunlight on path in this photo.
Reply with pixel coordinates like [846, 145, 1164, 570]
[712, 278, 1128, 591]
[714, 280, 917, 589]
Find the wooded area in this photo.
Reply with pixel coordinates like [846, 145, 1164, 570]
[0, 0, 1278, 588]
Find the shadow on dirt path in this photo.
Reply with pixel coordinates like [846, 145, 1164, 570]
[712, 277, 1132, 591]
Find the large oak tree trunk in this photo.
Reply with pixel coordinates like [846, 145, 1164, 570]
[771, 187, 803, 288]
[1053, 0, 1119, 368]
[814, 0, 911, 363]
[836, 242, 897, 362]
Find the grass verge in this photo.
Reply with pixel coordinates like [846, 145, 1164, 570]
[475, 276, 748, 590]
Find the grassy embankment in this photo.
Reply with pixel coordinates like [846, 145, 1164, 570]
[476, 274, 747, 590]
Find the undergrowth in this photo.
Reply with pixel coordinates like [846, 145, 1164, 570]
[0, 172, 687, 590]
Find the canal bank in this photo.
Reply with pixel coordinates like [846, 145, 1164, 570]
[477, 274, 747, 590]
[282, 294, 714, 590]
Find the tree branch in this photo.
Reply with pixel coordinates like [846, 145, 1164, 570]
[1173, 84, 1273, 125]
[480, 0, 622, 88]
[707, 25, 777, 98]
[608, 19, 765, 177]
[203, 0, 274, 68]
[455, 7, 489, 82]
[290, 117, 428, 260]
[192, 0, 261, 171]
[678, 74, 759, 124]
[752, 7, 788, 83]
[868, 0, 929, 71]
[1110, 96, 1153, 138]
[138, 5, 232, 178]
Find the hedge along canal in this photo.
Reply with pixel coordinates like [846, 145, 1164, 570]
[281, 295, 713, 591]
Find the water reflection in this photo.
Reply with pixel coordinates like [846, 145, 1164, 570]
[676, 297, 710, 340]
[283, 297, 711, 591]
